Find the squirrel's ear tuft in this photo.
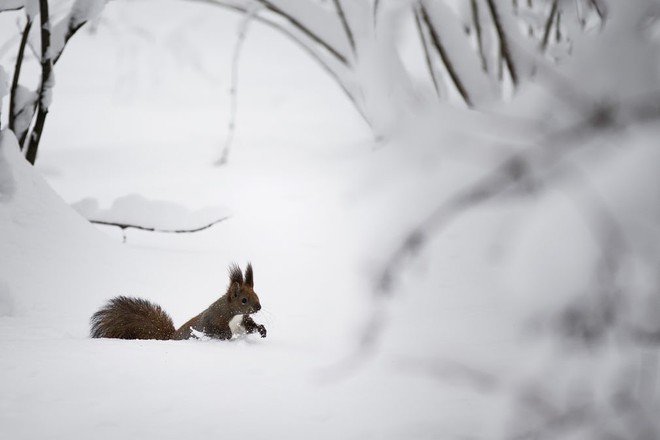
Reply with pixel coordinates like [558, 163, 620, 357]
[245, 262, 254, 288]
[228, 263, 243, 286]
[228, 281, 240, 300]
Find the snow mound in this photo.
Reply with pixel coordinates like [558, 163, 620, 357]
[0, 130, 116, 315]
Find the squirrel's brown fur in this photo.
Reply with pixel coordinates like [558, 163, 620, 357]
[90, 263, 266, 340]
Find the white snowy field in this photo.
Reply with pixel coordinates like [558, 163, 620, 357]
[0, 1, 506, 439]
[2, 1, 660, 439]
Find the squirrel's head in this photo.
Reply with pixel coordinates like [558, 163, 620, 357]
[226, 263, 261, 314]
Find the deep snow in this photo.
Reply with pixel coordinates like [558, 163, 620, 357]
[2, 1, 660, 439]
[0, 1, 477, 438]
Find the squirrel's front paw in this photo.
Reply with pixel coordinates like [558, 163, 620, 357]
[257, 324, 267, 338]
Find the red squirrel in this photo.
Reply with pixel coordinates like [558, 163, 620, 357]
[90, 263, 266, 340]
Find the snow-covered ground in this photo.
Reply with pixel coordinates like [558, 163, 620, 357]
[2, 1, 660, 439]
[0, 1, 490, 438]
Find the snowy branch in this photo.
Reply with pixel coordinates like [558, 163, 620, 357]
[8, 17, 32, 138]
[89, 216, 230, 243]
[24, 0, 54, 165]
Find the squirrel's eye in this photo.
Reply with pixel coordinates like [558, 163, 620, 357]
[241, 298, 248, 304]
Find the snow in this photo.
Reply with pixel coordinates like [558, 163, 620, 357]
[1, 0, 660, 439]
[10, 85, 37, 140]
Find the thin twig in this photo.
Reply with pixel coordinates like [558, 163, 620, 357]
[485, 0, 519, 86]
[184, 0, 372, 130]
[25, 0, 53, 164]
[471, 0, 488, 73]
[89, 216, 230, 234]
[217, 6, 258, 165]
[420, 3, 473, 107]
[414, 8, 440, 98]
[373, 0, 380, 29]
[255, 0, 348, 65]
[540, 0, 558, 53]
[52, 20, 88, 65]
[332, 0, 355, 57]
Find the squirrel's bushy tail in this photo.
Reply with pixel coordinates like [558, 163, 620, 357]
[90, 296, 175, 340]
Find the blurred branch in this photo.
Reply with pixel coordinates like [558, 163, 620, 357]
[414, 8, 441, 98]
[485, 0, 519, 86]
[332, 0, 355, 57]
[471, 0, 488, 73]
[539, 0, 558, 53]
[419, 3, 473, 108]
[395, 356, 501, 392]
[376, 95, 660, 296]
[373, 0, 380, 28]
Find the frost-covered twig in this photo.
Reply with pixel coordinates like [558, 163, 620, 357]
[419, 3, 473, 107]
[24, 0, 54, 165]
[217, 6, 258, 166]
[8, 17, 32, 135]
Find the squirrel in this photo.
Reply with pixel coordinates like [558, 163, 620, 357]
[90, 263, 266, 340]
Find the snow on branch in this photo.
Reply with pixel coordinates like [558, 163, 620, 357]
[8, 17, 33, 139]
[73, 195, 232, 243]
[24, 0, 54, 165]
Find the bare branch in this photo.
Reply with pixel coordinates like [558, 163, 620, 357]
[255, 0, 348, 65]
[414, 8, 441, 98]
[540, 0, 558, 53]
[471, 0, 488, 73]
[420, 3, 473, 107]
[485, 0, 519, 86]
[184, 0, 372, 129]
[217, 7, 258, 165]
[332, 0, 355, 57]
[374, 100, 643, 295]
